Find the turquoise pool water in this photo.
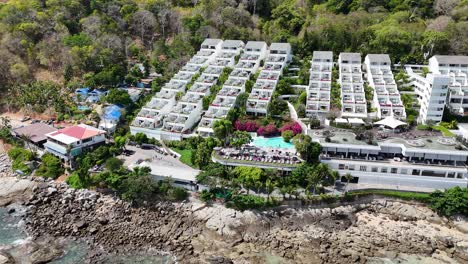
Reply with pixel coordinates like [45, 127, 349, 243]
[251, 136, 295, 149]
[77, 106, 90, 111]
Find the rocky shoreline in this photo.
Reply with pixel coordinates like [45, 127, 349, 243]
[0, 152, 467, 263]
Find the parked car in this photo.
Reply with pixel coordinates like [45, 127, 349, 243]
[31, 119, 40, 124]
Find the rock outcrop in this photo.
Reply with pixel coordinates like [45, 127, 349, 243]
[19, 180, 468, 264]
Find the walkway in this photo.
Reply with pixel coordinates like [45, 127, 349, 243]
[287, 101, 308, 134]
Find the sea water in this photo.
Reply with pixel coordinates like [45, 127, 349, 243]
[0, 206, 172, 263]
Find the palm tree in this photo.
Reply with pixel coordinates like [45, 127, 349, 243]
[331, 171, 340, 193]
[343, 173, 354, 194]
[265, 179, 276, 201]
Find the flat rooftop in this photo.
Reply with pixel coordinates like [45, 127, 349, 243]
[316, 130, 467, 152]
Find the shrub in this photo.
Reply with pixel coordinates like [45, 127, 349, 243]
[226, 194, 277, 211]
[169, 187, 189, 201]
[234, 120, 258, 132]
[279, 122, 302, 135]
[282, 130, 294, 142]
[429, 187, 467, 216]
[8, 147, 34, 174]
[36, 153, 64, 179]
[200, 189, 215, 202]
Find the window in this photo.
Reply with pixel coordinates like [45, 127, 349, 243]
[360, 166, 367, 172]
[349, 165, 355, 171]
[381, 168, 388, 173]
[391, 168, 398, 174]
[339, 164, 345, 170]
[371, 167, 378, 172]
[400, 169, 407, 174]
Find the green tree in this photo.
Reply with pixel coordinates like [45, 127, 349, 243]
[292, 134, 322, 163]
[213, 119, 233, 146]
[233, 166, 264, 195]
[230, 131, 252, 147]
[429, 187, 468, 216]
[106, 89, 132, 106]
[265, 179, 276, 201]
[105, 157, 124, 172]
[282, 130, 294, 143]
[36, 153, 64, 179]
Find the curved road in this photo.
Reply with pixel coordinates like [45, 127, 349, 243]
[287, 101, 308, 135]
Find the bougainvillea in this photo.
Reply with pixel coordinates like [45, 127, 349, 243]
[234, 120, 259, 132]
[279, 122, 302, 135]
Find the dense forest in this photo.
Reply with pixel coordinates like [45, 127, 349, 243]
[0, 0, 467, 109]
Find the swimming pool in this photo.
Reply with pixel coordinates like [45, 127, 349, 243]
[251, 136, 295, 149]
[77, 106, 90, 111]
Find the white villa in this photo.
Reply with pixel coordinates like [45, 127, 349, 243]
[338, 53, 367, 119]
[306, 51, 333, 117]
[246, 42, 292, 116]
[44, 124, 106, 161]
[364, 54, 406, 119]
[429, 55, 468, 116]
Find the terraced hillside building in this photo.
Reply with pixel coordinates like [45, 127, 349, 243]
[338, 53, 367, 119]
[130, 39, 223, 139]
[364, 54, 406, 119]
[406, 66, 450, 124]
[429, 55, 468, 116]
[246, 43, 292, 116]
[306, 51, 333, 117]
[197, 41, 266, 137]
[161, 39, 243, 140]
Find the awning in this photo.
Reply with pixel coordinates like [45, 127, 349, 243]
[335, 118, 348, 124]
[348, 118, 365, 124]
[374, 116, 407, 129]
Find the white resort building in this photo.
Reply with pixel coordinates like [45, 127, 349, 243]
[318, 132, 468, 189]
[161, 39, 236, 140]
[429, 55, 468, 116]
[406, 66, 450, 124]
[130, 39, 223, 140]
[338, 53, 367, 119]
[197, 41, 260, 137]
[306, 51, 333, 117]
[364, 54, 406, 119]
[246, 42, 292, 116]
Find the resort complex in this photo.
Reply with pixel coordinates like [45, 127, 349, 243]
[5, 38, 468, 193]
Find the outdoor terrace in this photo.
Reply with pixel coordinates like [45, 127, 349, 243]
[213, 146, 302, 170]
[224, 78, 246, 87]
[230, 69, 251, 78]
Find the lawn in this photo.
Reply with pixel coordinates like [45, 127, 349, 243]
[173, 148, 194, 167]
[432, 125, 455, 137]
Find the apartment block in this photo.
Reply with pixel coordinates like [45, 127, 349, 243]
[306, 51, 333, 117]
[197, 41, 262, 137]
[246, 43, 292, 116]
[338, 53, 367, 118]
[161, 40, 244, 140]
[364, 54, 406, 119]
[429, 55, 468, 116]
[130, 39, 222, 139]
[406, 66, 450, 124]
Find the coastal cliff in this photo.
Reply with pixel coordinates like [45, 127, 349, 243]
[0, 153, 467, 263]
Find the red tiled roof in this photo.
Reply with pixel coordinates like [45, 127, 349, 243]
[54, 125, 104, 140]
